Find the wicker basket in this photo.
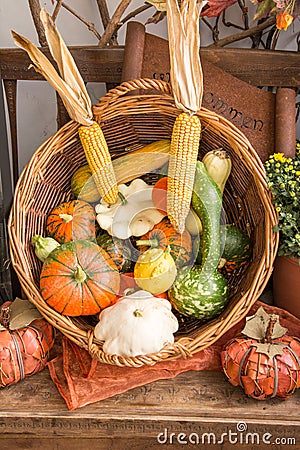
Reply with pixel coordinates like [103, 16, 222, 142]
[8, 78, 278, 367]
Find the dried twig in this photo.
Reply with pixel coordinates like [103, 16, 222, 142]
[28, 0, 47, 46]
[201, 16, 220, 43]
[208, 15, 276, 47]
[96, 0, 111, 27]
[52, 1, 102, 41]
[98, 0, 132, 47]
[222, 8, 245, 31]
[96, 0, 118, 45]
[122, 4, 153, 24]
[112, 4, 153, 35]
[52, 0, 63, 22]
[265, 24, 277, 49]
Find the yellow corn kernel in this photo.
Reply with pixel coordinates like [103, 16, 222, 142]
[78, 121, 118, 204]
[167, 112, 201, 233]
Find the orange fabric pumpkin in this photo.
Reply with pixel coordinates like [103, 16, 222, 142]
[136, 217, 193, 268]
[0, 301, 55, 387]
[46, 199, 96, 244]
[40, 240, 120, 316]
[221, 307, 300, 400]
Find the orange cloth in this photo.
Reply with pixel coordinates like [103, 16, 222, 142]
[47, 301, 300, 410]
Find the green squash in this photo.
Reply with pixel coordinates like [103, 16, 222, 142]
[71, 165, 100, 203]
[96, 231, 132, 273]
[219, 224, 251, 273]
[136, 217, 193, 269]
[168, 266, 227, 320]
[168, 162, 228, 320]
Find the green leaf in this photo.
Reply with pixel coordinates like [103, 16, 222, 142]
[9, 298, 42, 330]
[253, 0, 275, 21]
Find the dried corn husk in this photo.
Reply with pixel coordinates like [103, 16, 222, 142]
[165, 0, 206, 231]
[11, 9, 93, 126]
[11, 8, 118, 202]
[165, 0, 205, 114]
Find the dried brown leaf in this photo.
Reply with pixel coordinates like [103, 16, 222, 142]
[240, 375, 256, 395]
[252, 342, 287, 359]
[201, 0, 237, 17]
[242, 306, 288, 341]
[9, 298, 42, 331]
[146, 0, 167, 11]
[145, 10, 167, 24]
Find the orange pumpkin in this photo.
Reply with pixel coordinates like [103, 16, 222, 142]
[221, 307, 300, 400]
[46, 199, 96, 244]
[136, 217, 193, 268]
[40, 240, 120, 316]
[0, 301, 55, 387]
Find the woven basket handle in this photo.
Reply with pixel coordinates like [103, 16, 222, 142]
[92, 78, 172, 118]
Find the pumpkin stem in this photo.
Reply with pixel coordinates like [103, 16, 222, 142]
[59, 213, 73, 223]
[213, 148, 229, 159]
[73, 265, 87, 284]
[135, 238, 160, 248]
[133, 309, 143, 317]
[165, 245, 171, 255]
[264, 315, 277, 344]
[118, 191, 127, 205]
[0, 303, 11, 328]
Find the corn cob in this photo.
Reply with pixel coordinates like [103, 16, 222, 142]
[78, 121, 118, 204]
[167, 112, 201, 233]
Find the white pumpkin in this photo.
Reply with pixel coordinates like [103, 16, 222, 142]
[94, 290, 179, 357]
[95, 178, 165, 239]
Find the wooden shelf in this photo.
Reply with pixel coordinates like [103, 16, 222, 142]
[1, 46, 299, 87]
[0, 359, 299, 449]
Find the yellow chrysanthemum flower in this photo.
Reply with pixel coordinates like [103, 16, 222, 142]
[273, 153, 288, 163]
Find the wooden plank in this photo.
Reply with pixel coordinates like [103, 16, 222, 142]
[140, 31, 300, 88]
[0, 438, 161, 450]
[0, 46, 125, 84]
[0, 366, 299, 449]
[0, 71, 13, 302]
[0, 436, 295, 450]
[0, 46, 299, 87]
[200, 47, 300, 87]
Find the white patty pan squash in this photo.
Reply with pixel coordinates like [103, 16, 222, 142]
[95, 179, 165, 239]
[94, 290, 179, 357]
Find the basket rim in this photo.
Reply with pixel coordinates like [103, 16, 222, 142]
[8, 78, 279, 367]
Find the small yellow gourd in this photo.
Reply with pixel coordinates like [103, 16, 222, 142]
[134, 246, 177, 295]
